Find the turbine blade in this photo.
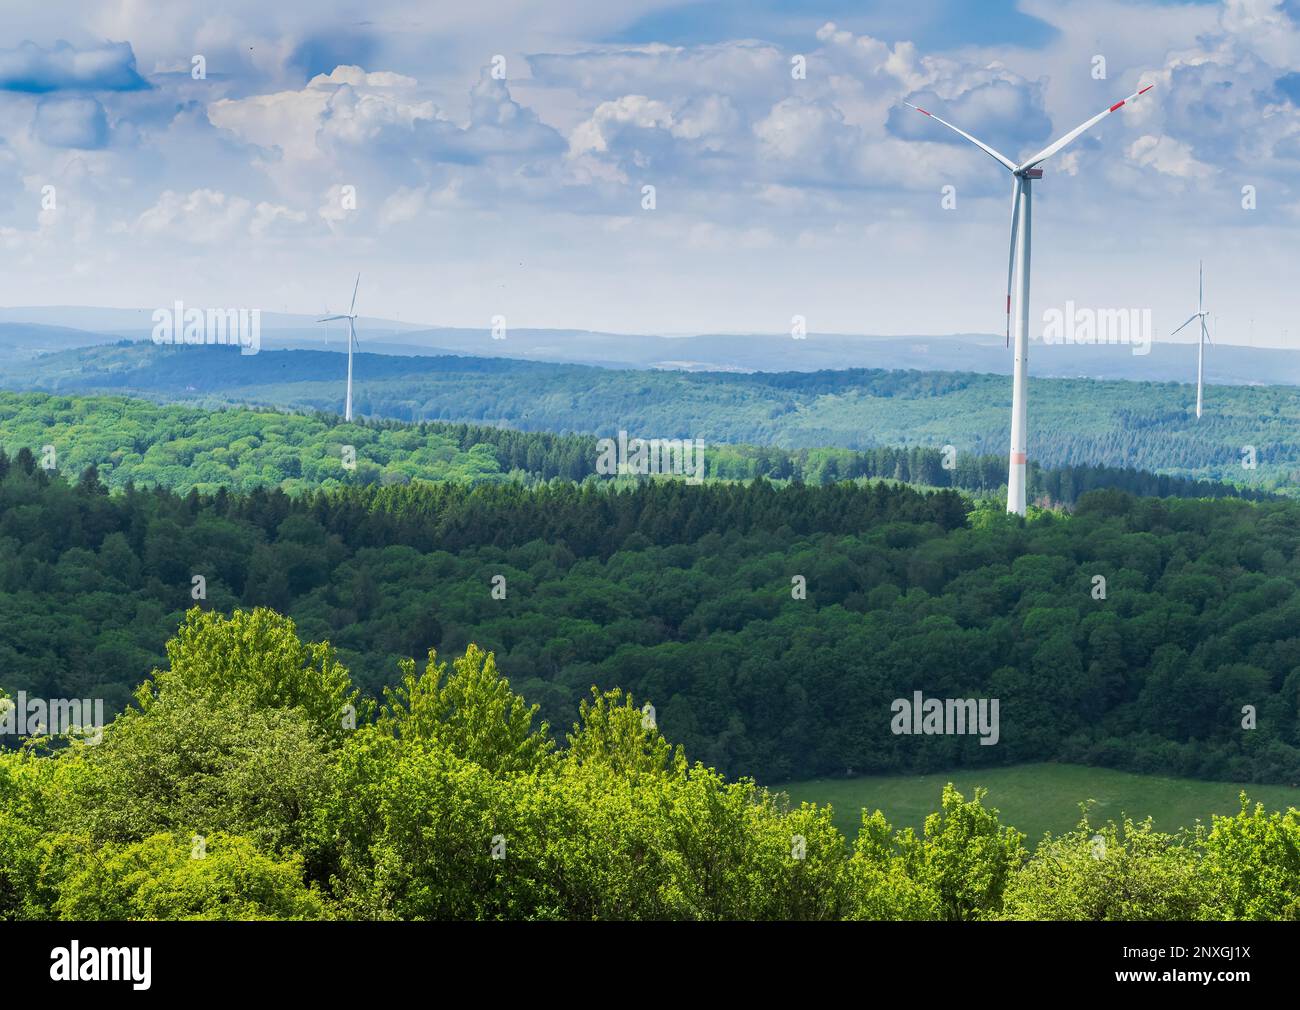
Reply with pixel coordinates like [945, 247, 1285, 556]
[318, 315, 349, 322]
[1018, 83, 1154, 171]
[1171, 313, 1199, 336]
[1199, 261, 1204, 312]
[901, 101, 1017, 172]
[349, 273, 360, 316]
[1005, 176, 1023, 347]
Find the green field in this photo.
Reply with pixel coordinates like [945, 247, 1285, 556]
[777, 763, 1300, 844]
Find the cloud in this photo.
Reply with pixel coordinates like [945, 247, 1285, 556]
[250, 200, 309, 237]
[134, 188, 253, 243]
[528, 41, 786, 103]
[0, 40, 149, 93]
[754, 97, 847, 162]
[544, 26, 1059, 195]
[1127, 134, 1215, 179]
[209, 64, 563, 174]
[310, 65, 418, 90]
[207, 65, 431, 161]
[377, 185, 428, 227]
[1122, 0, 1300, 178]
[454, 71, 567, 159]
[32, 97, 108, 148]
[569, 95, 675, 157]
[889, 79, 1053, 163]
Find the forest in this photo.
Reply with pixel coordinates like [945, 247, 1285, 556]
[2, 454, 1298, 787]
[3, 385, 1299, 923]
[5, 343, 1299, 491]
[2, 607, 1297, 921]
[0, 390, 1262, 503]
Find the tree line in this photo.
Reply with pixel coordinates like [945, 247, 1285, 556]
[0, 391, 1265, 504]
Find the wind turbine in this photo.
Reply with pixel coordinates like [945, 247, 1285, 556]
[1171, 261, 1212, 419]
[903, 81, 1154, 515]
[318, 274, 361, 421]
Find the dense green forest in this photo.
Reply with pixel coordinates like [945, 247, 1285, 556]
[0, 391, 1262, 504]
[3, 608, 1297, 921]
[2, 456, 1298, 786]
[6, 343, 1298, 491]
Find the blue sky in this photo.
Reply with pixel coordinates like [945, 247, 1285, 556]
[608, 0, 1061, 50]
[0, 0, 1297, 347]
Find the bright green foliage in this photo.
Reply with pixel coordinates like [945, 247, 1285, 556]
[324, 728, 506, 920]
[324, 697, 855, 921]
[845, 810, 943, 920]
[0, 747, 57, 919]
[1198, 796, 1300, 920]
[52, 693, 330, 858]
[378, 644, 553, 774]
[649, 767, 846, 920]
[46, 832, 327, 920]
[997, 811, 1210, 920]
[0, 388, 1262, 503]
[4, 611, 1300, 921]
[565, 688, 685, 779]
[855, 785, 1025, 920]
[909, 785, 1026, 920]
[139, 607, 360, 744]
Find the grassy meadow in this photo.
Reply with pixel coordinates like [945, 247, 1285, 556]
[777, 763, 1300, 844]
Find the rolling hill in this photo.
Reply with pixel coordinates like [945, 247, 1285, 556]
[4, 342, 1298, 492]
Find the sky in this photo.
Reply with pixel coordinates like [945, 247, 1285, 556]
[0, 0, 1298, 346]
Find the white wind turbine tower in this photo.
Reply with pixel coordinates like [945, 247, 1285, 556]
[1171, 260, 1212, 419]
[318, 274, 362, 421]
[904, 81, 1154, 515]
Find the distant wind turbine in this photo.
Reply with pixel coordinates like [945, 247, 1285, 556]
[1171, 261, 1212, 419]
[318, 274, 362, 421]
[903, 81, 1155, 515]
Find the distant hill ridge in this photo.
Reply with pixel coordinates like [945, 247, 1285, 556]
[1, 306, 1298, 382]
[0, 344, 1295, 495]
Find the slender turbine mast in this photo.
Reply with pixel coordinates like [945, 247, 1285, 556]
[904, 83, 1154, 515]
[1171, 261, 1211, 419]
[318, 274, 362, 421]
